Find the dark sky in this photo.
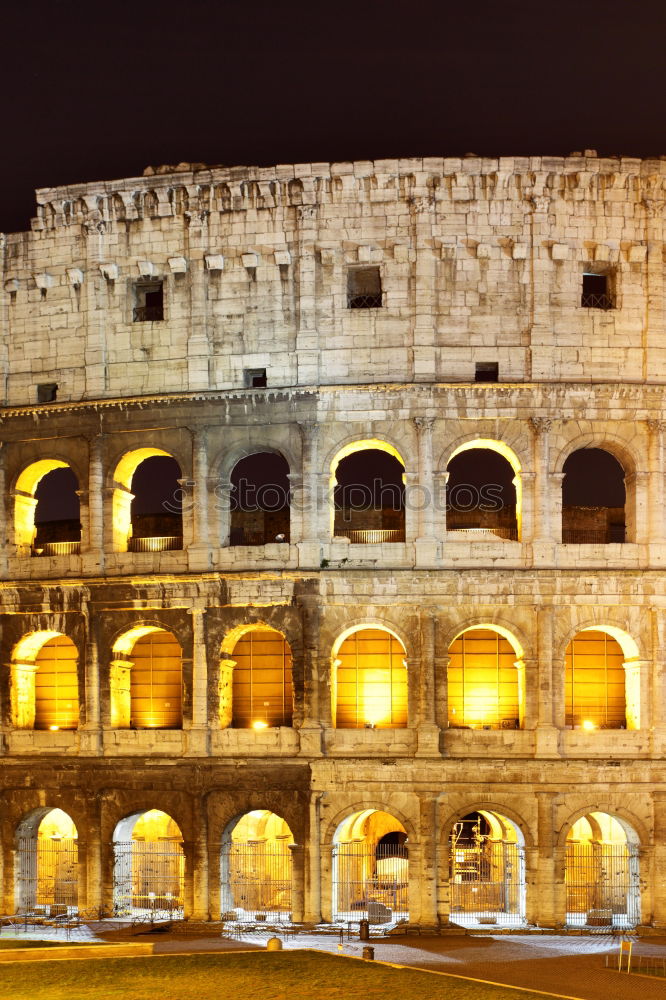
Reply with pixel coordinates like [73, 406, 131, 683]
[2, 0, 665, 234]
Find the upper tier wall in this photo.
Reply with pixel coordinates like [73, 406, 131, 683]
[2, 154, 666, 405]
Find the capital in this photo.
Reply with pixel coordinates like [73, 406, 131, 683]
[413, 416, 435, 435]
[529, 417, 552, 436]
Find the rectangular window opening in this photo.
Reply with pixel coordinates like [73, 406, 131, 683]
[475, 362, 499, 383]
[37, 383, 58, 403]
[133, 280, 164, 322]
[245, 368, 267, 388]
[347, 266, 382, 309]
[581, 272, 614, 310]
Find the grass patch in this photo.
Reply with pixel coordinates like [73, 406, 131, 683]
[0, 949, 557, 1000]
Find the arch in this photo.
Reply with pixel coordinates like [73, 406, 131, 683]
[563, 626, 641, 730]
[564, 809, 641, 927]
[331, 626, 408, 729]
[10, 632, 79, 730]
[112, 809, 184, 918]
[445, 439, 522, 542]
[110, 626, 182, 729]
[219, 624, 293, 729]
[332, 808, 409, 924]
[448, 807, 526, 927]
[220, 810, 295, 921]
[14, 459, 81, 555]
[111, 448, 182, 552]
[329, 439, 407, 543]
[561, 447, 627, 544]
[447, 626, 524, 730]
[228, 451, 290, 546]
[15, 807, 78, 913]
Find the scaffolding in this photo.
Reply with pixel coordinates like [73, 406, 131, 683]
[449, 817, 525, 926]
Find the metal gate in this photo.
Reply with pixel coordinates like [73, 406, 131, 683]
[450, 838, 525, 925]
[565, 842, 640, 927]
[332, 842, 408, 923]
[113, 841, 184, 918]
[16, 837, 78, 911]
[221, 843, 292, 921]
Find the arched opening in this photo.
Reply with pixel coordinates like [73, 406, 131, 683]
[564, 627, 640, 730]
[332, 809, 408, 924]
[221, 811, 295, 922]
[448, 628, 523, 730]
[16, 808, 78, 915]
[15, 460, 81, 556]
[110, 627, 183, 729]
[331, 441, 405, 544]
[223, 626, 293, 729]
[562, 448, 626, 543]
[113, 810, 184, 918]
[565, 812, 640, 927]
[449, 810, 526, 927]
[332, 627, 408, 729]
[112, 449, 183, 552]
[446, 441, 520, 541]
[229, 453, 290, 546]
[10, 632, 79, 731]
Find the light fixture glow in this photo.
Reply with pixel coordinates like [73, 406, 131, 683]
[49, 725, 59, 731]
[252, 720, 268, 730]
[582, 719, 596, 731]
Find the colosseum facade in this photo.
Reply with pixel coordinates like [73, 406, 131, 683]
[0, 152, 665, 930]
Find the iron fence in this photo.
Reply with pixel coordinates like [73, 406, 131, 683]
[335, 528, 405, 544]
[221, 843, 293, 921]
[332, 842, 408, 923]
[32, 541, 81, 557]
[581, 292, 614, 310]
[127, 535, 182, 552]
[16, 837, 78, 910]
[447, 526, 519, 541]
[113, 840, 184, 918]
[565, 842, 640, 927]
[450, 839, 525, 926]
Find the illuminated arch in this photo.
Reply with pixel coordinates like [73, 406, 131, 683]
[112, 809, 184, 918]
[331, 808, 409, 923]
[14, 459, 79, 552]
[447, 625, 525, 730]
[331, 624, 408, 729]
[110, 625, 183, 729]
[563, 810, 641, 928]
[446, 438, 523, 541]
[15, 807, 79, 912]
[10, 631, 79, 730]
[328, 439, 407, 540]
[563, 626, 640, 730]
[221, 810, 295, 921]
[110, 447, 178, 552]
[218, 624, 293, 729]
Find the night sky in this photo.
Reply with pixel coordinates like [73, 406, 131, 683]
[2, 0, 665, 234]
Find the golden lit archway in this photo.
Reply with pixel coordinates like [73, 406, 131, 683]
[219, 625, 293, 729]
[110, 626, 183, 729]
[565, 811, 640, 927]
[10, 632, 79, 730]
[111, 447, 176, 552]
[221, 810, 295, 921]
[448, 626, 524, 730]
[449, 809, 526, 926]
[329, 439, 406, 542]
[332, 809, 408, 923]
[565, 627, 640, 730]
[446, 439, 522, 541]
[113, 809, 184, 917]
[16, 807, 78, 913]
[14, 460, 79, 553]
[332, 626, 408, 729]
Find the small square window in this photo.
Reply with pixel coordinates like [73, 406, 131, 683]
[37, 383, 58, 403]
[347, 267, 382, 309]
[245, 368, 267, 388]
[475, 362, 499, 383]
[581, 272, 614, 309]
[133, 280, 164, 322]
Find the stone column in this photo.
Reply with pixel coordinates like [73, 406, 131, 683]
[416, 610, 440, 756]
[191, 810, 210, 920]
[647, 420, 666, 550]
[518, 656, 537, 730]
[412, 203, 437, 382]
[186, 213, 212, 392]
[652, 791, 666, 927]
[84, 435, 104, 572]
[435, 796, 451, 927]
[10, 662, 38, 728]
[12, 492, 36, 556]
[413, 417, 440, 566]
[80, 615, 101, 754]
[528, 418, 553, 557]
[298, 596, 322, 755]
[535, 606, 559, 756]
[297, 421, 320, 567]
[417, 794, 439, 929]
[218, 659, 235, 729]
[84, 827, 103, 914]
[295, 204, 319, 386]
[188, 428, 211, 571]
[304, 792, 323, 923]
[627, 470, 649, 546]
[623, 658, 650, 732]
[532, 791, 559, 927]
[0, 445, 7, 576]
[651, 609, 666, 757]
[186, 607, 209, 756]
[289, 844, 305, 923]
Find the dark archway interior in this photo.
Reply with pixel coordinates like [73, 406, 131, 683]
[562, 448, 626, 543]
[334, 450, 405, 540]
[230, 452, 290, 545]
[130, 456, 182, 539]
[34, 468, 81, 545]
[446, 450, 517, 538]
